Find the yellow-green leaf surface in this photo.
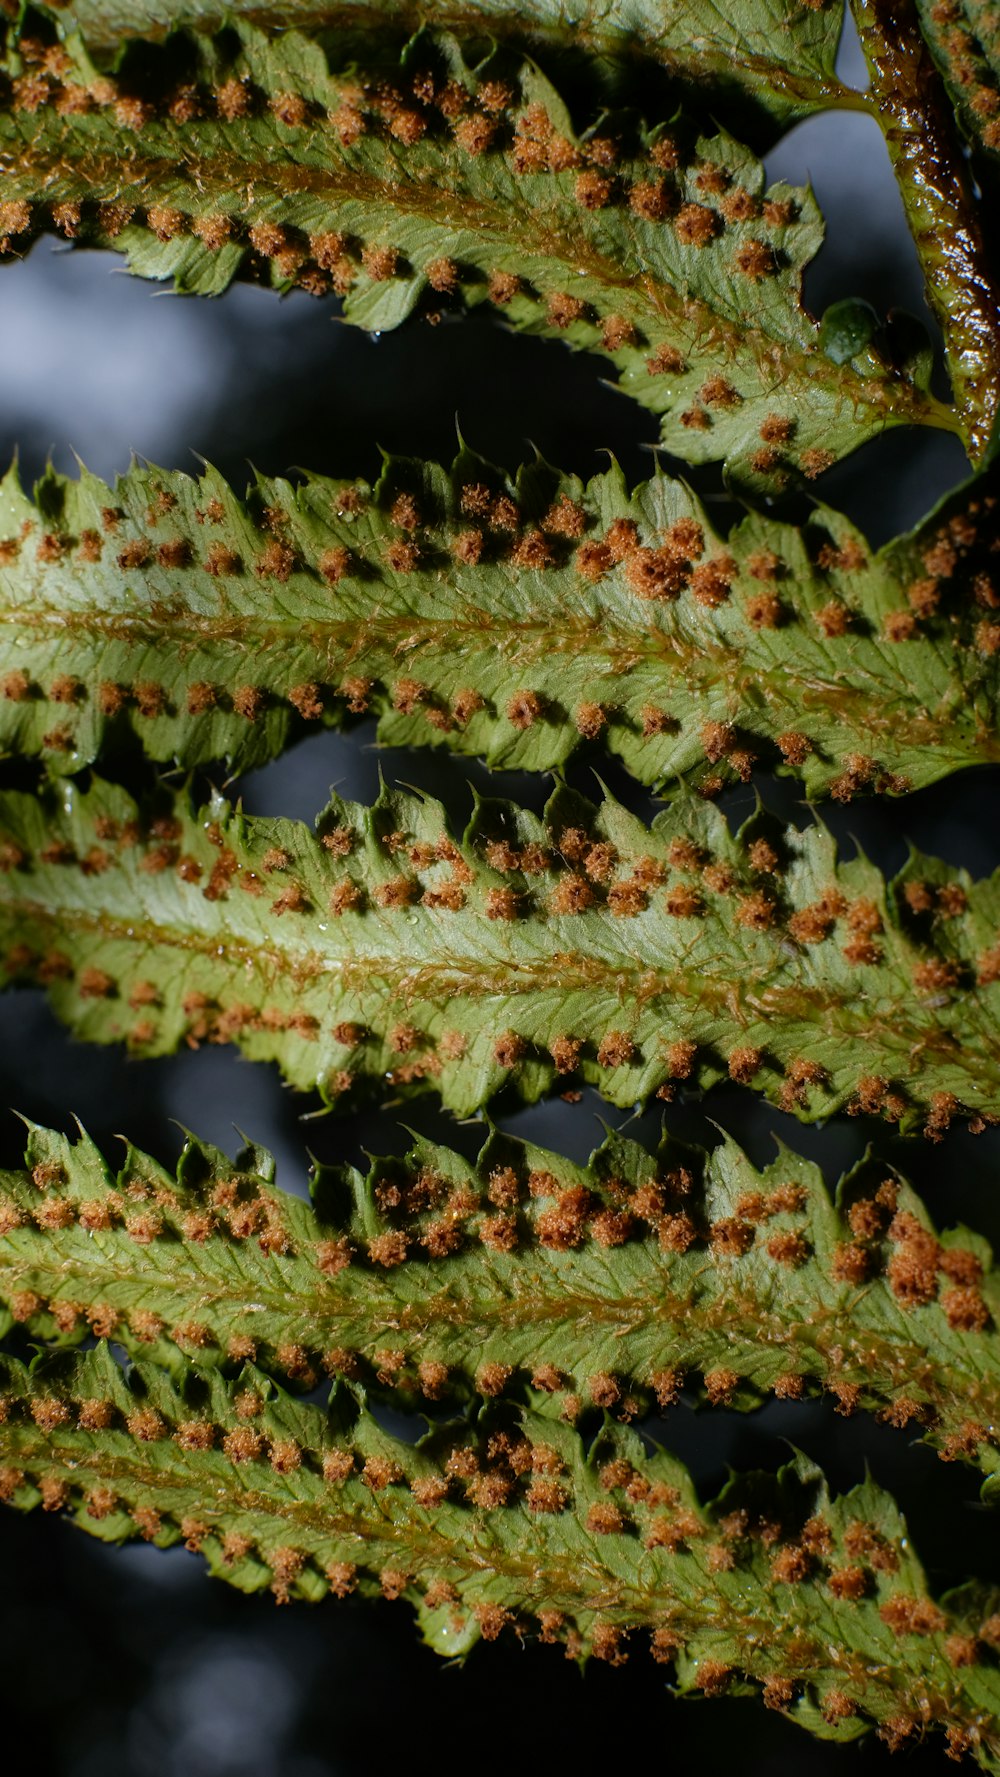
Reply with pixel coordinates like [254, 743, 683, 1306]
[0, 773, 997, 1132]
[2, 1344, 1000, 1765]
[5, 1119, 1000, 1487]
[32, 0, 852, 124]
[0, 23, 958, 488]
[1, 453, 999, 794]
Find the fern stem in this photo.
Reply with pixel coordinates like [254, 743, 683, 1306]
[851, 0, 1000, 462]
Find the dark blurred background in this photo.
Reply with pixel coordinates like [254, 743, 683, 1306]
[0, 14, 997, 1774]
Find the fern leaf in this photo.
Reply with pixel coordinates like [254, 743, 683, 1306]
[915, 0, 1000, 167]
[0, 773, 997, 1133]
[1, 452, 998, 793]
[0, 24, 960, 487]
[1, 1343, 999, 1764]
[5, 1118, 1000, 1487]
[31, 0, 851, 125]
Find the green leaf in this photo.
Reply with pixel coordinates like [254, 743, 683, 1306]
[0, 772, 997, 1132]
[5, 1118, 1000, 1487]
[2, 452, 998, 795]
[0, 23, 959, 487]
[24, 0, 852, 126]
[2, 1344, 999, 1765]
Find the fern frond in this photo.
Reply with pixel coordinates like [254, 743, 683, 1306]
[28, 0, 852, 123]
[2, 1344, 999, 1765]
[0, 24, 960, 487]
[0, 773, 997, 1133]
[1, 452, 998, 793]
[5, 1118, 1000, 1487]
